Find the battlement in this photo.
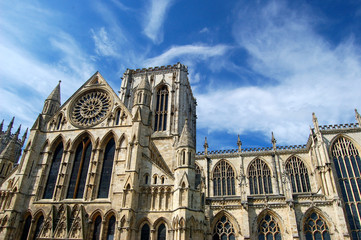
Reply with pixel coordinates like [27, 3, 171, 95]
[127, 62, 188, 75]
[319, 123, 359, 130]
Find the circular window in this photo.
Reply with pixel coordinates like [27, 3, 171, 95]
[70, 89, 112, 127]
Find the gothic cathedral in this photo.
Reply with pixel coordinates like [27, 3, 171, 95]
[0, 63, 361, 240]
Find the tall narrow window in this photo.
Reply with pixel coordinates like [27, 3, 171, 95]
[106, 216, 116, 240]
[20, 215, 32, 240]
[33, 215, 44, 240]
[98, 138, 115, 198]
[258, 214, 282, 240]
[141, 224, 150, 240]
[92, 216, 102, 240]
[67, 137, 92, 199]
[249, 159, 273, 195]
[332, 137, 361, 239]
[56, 114, 63, 130]
[154, 86, 168, 131]
[157, 223, 166, 240]
[43, 142, 63, 199]
[285, 156, 311, 193]
[115, 109, 121, 125]
[213, 216, 235, 240]
[304, 212, 330, 240]
[213, 160, 235, 196]
[195, 164, 202, 189]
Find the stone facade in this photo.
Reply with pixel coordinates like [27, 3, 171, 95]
[0, 63, 360, 240]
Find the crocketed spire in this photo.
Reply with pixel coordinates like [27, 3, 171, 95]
[46, 80, 61, 104]
[177, 119, 194, 148]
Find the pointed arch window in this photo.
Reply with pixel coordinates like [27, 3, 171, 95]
[106, 216, 116, 240]
[213, 160, 235, 196]
[154, 86, 168, 131]
[33, 215, 44, 240]
[331, 137, 361, 238]
[195, 164, 202, 189]
[56, 114, 63, 130]
[98, 138, 115, 198]
[249, 159, 273, 195]
[212, 215, 235, 240]
[92, 216, 102, 240]
[67, 137, 92, 199]
[43, 142, 63, 199]
[285, 156, 311, 193]
[304, 212, 330, 240]
[141, 223, 150, 240]
[115, 109, 121, 125]
[157, 223, 166, 240]
[258, 214, 282, 240]
[20, 215, 32, 240]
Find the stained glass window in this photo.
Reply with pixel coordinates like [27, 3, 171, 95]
[154, 86, 168, 131]
[249, 159, 273, 195]
[258, 214, 282, 240]
[67, 137, 92, 199]
[332, 137, 361, 239]
[213, 160, 235, 196]
[212, 216, 235, 240]
[43, 142, 63, 199]
[304, 212, 330, 240]
[285, 156, 311, 193]
[98, 138, 115, 198]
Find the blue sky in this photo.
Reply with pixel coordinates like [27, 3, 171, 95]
[1, 0, 361, 152]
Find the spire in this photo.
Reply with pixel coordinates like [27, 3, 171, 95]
[22, 128, 28, 145]
[271, 132, 276, 150]
[355, 109, 361, 126]
[5, 117, 14, 136]
[204, 137, 209, 155]
[178, 119, 195, 148]
[46, 80, 61, 104]
[237, 135, 242, 152]
[138, 74, 151, 90]
[0, 119, 3, 132]
[312, 112, 320, 132]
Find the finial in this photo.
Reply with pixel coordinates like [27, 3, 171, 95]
[59, 80, 61, 84]
[271, 132, 276, 150]
[6, 117, 15, 136]
[22, 128, 28, 145]
[204, 137, 209, 155]
[0, 119, 3, 132]
[15, 124, 21, 135]
[237, 135, 242, 152]
[355, 109, 361, 126]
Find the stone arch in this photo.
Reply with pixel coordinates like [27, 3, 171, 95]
[301, 207, 335, 237]
[99, 131, 118, 149]
[104, 209, 117, 221]
[246, 157, 273, 177]
[284, 155, 312, 193]
[253, 209, 284, 240]
[117, 133, 129, 149]
[211, 210, 241, 237]
[153, 217, 171, 230]
[136, 217, 153, 229]
[89, 209, 103, 221]
[69, 130, 95, 151]
[211, 159, 238, 178]
[329, 133, 361, 156]
[49, 134, 66, 152]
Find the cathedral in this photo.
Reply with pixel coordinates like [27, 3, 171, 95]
[0, 62, 361, 240]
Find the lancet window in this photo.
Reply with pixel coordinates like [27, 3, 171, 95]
[331, 137, 361, 239]
[285, 156, 311, 193]
[106, 216, 116, 240]
[67, 137, 92, 199]
[154, 86, 168, 131]
[248, 159, 273, 195]
[213, 160, 235, 196]
[212, 216, 235, 240]
[304, 212, 330, 240]
[92, 216, 102, 240]
[33, 215, 44, 240]
[20, 215, 31, 240]
[115, 109, 121, 125]
[157, 223, 166, 240]
[195, 164, 202, 189]
[258, 214, 282, 240]
[141, 224, 150, 240]
[56, 114, 63, 130]
[43, 142, 63, 199]
[98, 138, 115, 198]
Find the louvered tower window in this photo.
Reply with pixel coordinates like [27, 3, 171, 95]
[285, 156, 311, 193]
[332, 137, 361, 239]
[67, 137, 92, 199]
[43, 142, 63, 199]
[98, 138, 115, 198]
[213, 160, 235, 196]
[249, 159, 273, 194]
[304, 212, 330, 240]
[154, 86, 168, 131]
[258, 214, 282, 240]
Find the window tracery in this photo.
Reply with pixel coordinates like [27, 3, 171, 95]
[213, 160, 235, 196]
[154, 86, 168, 131]
[304, 212, 330, 240]
[212, 215, 235, 240]
[248, 159, 273, 195]
[332, 137, 361, 239]
[258, 214, 281, 240]
[43, 142, 63, 199]
[285, 156, 311, 193]
[67, 137, 92, 199]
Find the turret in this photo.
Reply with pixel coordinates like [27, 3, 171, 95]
[42, 81, 61, 116]
[132, 75, 152, 125]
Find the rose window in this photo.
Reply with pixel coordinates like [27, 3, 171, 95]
[71, 90, 112, 127]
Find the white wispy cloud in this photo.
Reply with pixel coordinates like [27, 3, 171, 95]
[143, 0, 175, 44]
[91, 27, 119, 57]
[144, 44, 231, 67]
[196, 0, 361, 145]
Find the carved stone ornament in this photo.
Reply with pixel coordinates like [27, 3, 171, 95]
[70, 89, 112, 127]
